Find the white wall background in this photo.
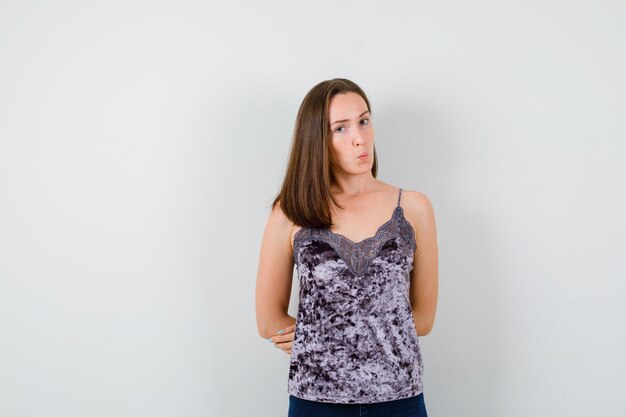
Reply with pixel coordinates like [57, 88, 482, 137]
[1, 1, 624, 416]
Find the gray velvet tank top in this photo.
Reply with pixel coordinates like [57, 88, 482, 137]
[288, 188, 424, 404]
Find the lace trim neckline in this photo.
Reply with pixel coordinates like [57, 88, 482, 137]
[322, 205, 403, 246]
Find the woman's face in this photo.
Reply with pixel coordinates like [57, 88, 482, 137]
[327, 92, 374, 176]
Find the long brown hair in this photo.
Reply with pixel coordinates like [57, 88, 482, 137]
[271, 78, 378, 229]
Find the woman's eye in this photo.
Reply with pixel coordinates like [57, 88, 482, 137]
[335, 119, 368, 133]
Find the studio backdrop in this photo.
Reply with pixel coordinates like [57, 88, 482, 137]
[0, 1, 624, 416]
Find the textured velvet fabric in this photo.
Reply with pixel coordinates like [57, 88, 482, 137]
[288, 188, 424, 404]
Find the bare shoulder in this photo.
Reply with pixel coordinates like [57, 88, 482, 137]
[264, 200, 297, 253]
[400, 189, 437, 242]
[267, 200, 295, 234]
[400, 189, 434, 214]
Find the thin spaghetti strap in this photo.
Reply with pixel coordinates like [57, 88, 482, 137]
[397, 187, 402, 207]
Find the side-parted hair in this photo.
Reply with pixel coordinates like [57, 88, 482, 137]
[271, 78, 378, 229]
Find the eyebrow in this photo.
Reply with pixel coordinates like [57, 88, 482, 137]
[330, 110, 370, 126]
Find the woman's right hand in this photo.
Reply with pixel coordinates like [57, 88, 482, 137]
[268, 323, 296, 355]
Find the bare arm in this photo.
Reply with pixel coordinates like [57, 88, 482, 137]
[406, 191, 439, 336]
[255, 201, 297, 339]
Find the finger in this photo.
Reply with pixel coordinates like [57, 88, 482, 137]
[275, 324, 295, 335]
[275, 340, 293, 350]
[274, 341, 291, 354]
[269, 331, 295, 344]
[271, 334, 294, 343]
[276, 324, 296, 336]
[267, 326, 295, 343]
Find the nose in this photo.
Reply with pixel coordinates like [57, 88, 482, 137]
[352, 129, 365, 145]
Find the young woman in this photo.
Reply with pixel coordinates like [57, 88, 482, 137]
[255, 78, 438, 416]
